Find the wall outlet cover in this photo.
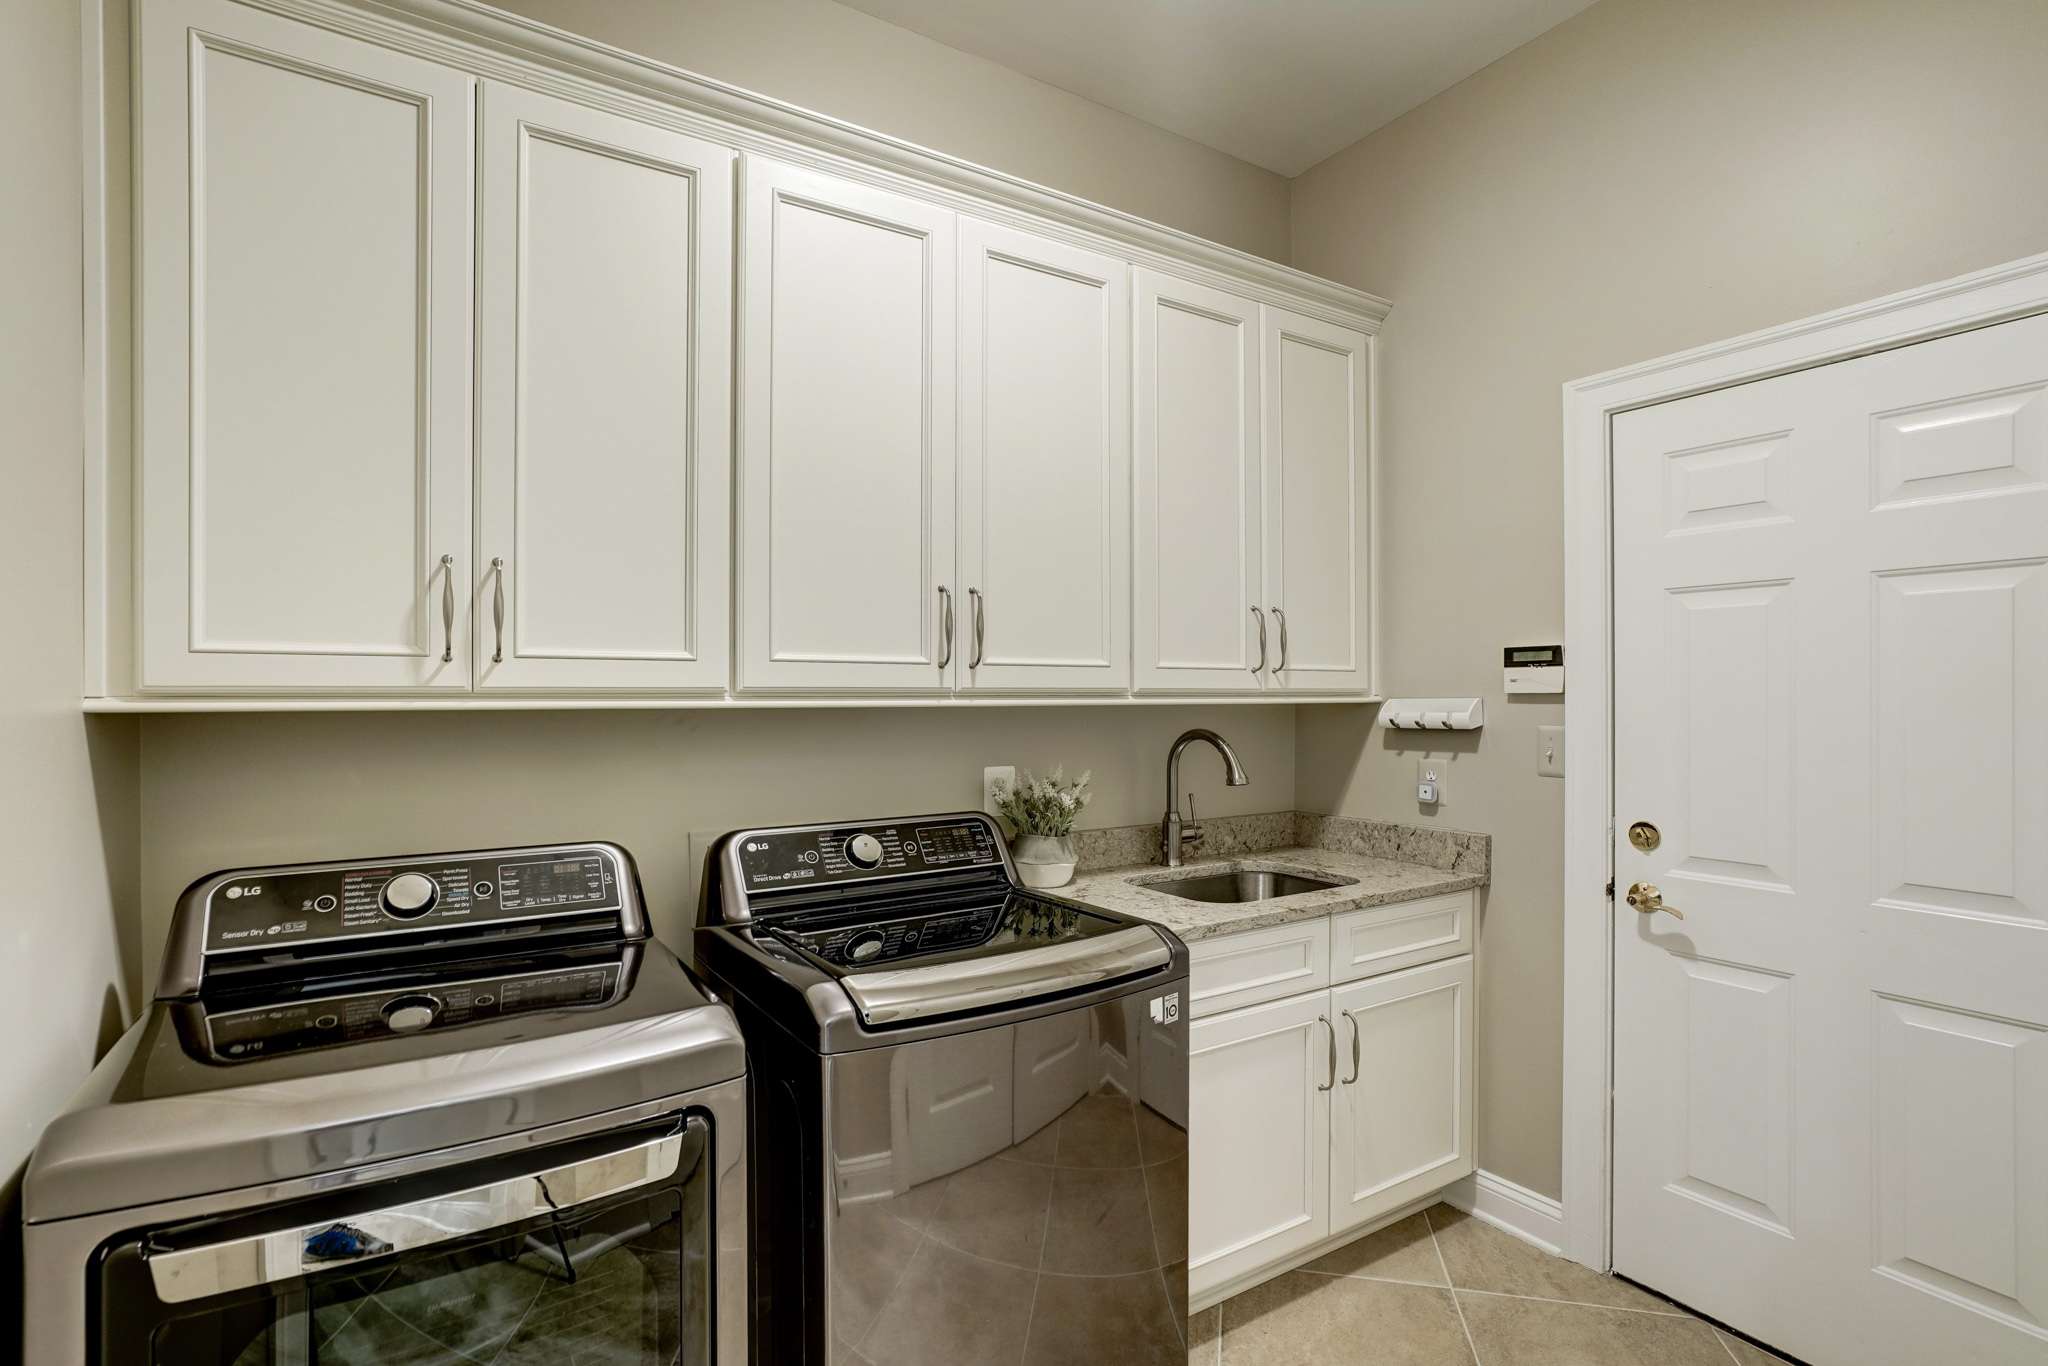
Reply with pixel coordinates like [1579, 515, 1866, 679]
[1538, 725, 1564, 778]
[1416, 758, 1444, 804]
[983, 765, 1017, 827]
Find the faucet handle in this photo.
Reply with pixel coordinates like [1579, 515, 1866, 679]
[1182, 793, 1204, 850]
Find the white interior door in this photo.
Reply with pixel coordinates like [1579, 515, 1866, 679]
[1612, 312, 2048, 1366]
[736, 157, 956, 693]
[1328, 956, 1474, 1236]
[1134, 270, 1264, 693]
[957, 218, 1130, 693]
[477, 83, 732, 691]
[1262, 306, 1373, 694]
[136, 0, 472, 690]
[1189, 992, 1330, 1299]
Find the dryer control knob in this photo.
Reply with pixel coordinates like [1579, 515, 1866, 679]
[844, 834, 884, 869]
[383, 994, 441, 1033]
[847, 931, 886, 963]
[381, 872, 439, 920]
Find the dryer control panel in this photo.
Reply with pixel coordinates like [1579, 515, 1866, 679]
[161, 843, 647, 997]
[720, 813, 1008, 913]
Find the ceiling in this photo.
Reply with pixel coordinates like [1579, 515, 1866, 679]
[836, 0, 1596, 177]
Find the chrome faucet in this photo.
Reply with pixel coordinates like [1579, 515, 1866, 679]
[1162, 728, 1250, 867]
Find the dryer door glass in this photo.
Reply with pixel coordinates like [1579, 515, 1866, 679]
[96, 1113, 714, 1365]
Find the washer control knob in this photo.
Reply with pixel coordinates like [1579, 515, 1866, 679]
[844, 833, 885, 869]
[380, 872, 439, 920]
[382, 994, 441, 1033]
[847, 931, 886, 964]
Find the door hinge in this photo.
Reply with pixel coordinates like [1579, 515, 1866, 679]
[1604, 878, 1615, 899]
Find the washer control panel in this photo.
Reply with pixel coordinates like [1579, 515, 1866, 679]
[200, 959, 625, 1061]
[199, 845, 626, 954]
[731, 814, 1004, 899]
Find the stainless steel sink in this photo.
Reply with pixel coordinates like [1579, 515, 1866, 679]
[1148, 869, 1345, 903]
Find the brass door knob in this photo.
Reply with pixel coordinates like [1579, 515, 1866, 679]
[1625, 881, 1684, 920]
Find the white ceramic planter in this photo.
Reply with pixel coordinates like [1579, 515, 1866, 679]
[1012, 834, 1078, 889]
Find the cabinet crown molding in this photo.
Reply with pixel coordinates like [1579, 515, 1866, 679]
[256, 0, 1390, 332]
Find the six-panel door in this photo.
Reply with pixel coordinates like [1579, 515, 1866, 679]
[957, 219, 1131, 692]
[1327, 956, 1475, 1236]
[735, 158, 958, 693]
[137, 0, 474, 690]
[1189, 991, 1331, 1298]
[1134, 270, 1266, 693]
[476, 83, 733, 690]
[1262, 306, 1374, 694]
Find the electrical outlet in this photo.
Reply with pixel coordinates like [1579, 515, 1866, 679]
[983, 766, 1017, 827]
[1538, 725, 1565, 778]
[1416, 758, 1444, 806]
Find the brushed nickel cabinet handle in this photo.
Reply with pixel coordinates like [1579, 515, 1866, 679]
[1251, 607, 1268, 674]
[490, 558, 505, 664]
[1342, 1010, 1361, 1086]
[1317, 1015, 1337, 1092]
[1272, 607, 1289, 673]
[937, 586, 954, 670]
[439, 554, 454, 664]
[968, 588, 985, 670]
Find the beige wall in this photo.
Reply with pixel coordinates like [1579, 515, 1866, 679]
[1, 0, 141, 1216]
[487, 0, 1291, 260]
[137, 707, 1293, 991]
[1290, 0, 2048, 1199]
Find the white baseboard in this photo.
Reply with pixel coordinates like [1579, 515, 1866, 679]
[1441, 1170, 1567, 1257]
[833, 1150, 897, 1206]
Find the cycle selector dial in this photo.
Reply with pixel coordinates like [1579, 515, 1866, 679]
[380, 872, 439, 920]
[382, 993, 441, 1033]
[843, 833, 885, 869]
[846, 930, 886, 964]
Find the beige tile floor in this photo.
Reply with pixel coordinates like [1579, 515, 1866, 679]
[1188, 1204, 1797, 1366]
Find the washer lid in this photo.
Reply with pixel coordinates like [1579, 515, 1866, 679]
[23, 946, 744, 1223]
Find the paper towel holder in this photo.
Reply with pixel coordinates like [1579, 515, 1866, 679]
[1379, 698, 1485, 731]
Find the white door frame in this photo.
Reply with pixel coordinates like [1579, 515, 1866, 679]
[1558, 248, 2048, 1272]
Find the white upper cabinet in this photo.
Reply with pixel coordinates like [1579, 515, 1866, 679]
[957, 219, 1130, 693]
[1261, 307, 1373, 694]
[476, 82, 733, 691]
[736, 158, 958, 694]
[1133, 271, 1264, 694]
[136, 0, 474, 690]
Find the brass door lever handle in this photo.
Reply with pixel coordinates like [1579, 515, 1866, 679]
[1625, 882, 1684, 920]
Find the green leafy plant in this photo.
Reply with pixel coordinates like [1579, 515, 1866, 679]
[992, 766, 1092, 838]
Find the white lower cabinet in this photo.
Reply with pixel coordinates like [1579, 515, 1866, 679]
[1190, 992, 1332, 1295]
[1188, 905, 1475, 1304]
[1328, 957, 1475, 1233]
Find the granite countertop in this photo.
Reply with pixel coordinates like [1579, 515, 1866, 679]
[1057, 843, 1486, 944]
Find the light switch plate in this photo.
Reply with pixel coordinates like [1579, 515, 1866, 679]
[983, 766, 1016, 827]
[1538, 726, 1565, 778]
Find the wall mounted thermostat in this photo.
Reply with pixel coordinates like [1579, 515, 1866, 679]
[1504, 645, 1564, 694]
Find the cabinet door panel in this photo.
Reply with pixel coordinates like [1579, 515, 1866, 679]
[1263, 306, 1372, 694]
[737, 159, 956, 693]
[138, 0, 472, 689]
[1328, 956, 1474, 1236]
[958, 219, 1129, 692]
[477, 83, 732, 690]
[1134, 271, 1263, 693]
[1190, 992, 1330, 1299]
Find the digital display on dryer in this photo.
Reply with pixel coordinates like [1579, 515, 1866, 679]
[915, 822, 991, 865]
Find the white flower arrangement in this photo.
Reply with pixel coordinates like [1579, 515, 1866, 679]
[992, 766, 1093, 838]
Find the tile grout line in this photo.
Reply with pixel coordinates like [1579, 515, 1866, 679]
[1426, 1206, 1484, 1366]
[1450, 1287, 1692, 1318]
[1714, 1326, 1746, 1366]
